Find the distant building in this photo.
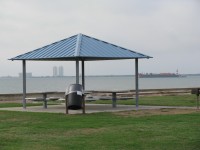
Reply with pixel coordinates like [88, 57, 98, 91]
[58, 66, 64, 76]
[19, 73, 32, 78]
[53, 66, 58, 77]
[53, 66, 64, 77]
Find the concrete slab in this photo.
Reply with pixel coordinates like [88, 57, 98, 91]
[0, 104, 196, 114]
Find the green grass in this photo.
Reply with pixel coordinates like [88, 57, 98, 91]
[88, 95, 198, 107]
[0, 111, 199, 150]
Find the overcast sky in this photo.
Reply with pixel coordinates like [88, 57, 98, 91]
[0, 0, 199, 76]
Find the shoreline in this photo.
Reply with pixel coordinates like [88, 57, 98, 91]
[1, 74, 200, 78]
[0, 87, 197, 102]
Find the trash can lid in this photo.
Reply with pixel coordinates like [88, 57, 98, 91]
[65, 84, 83, 95]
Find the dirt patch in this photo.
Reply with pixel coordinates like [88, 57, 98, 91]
[113, 108, 199, 117]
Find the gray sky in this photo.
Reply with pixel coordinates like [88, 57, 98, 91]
[1, 0, 200, 76]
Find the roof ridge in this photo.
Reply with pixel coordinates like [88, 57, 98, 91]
[74, 33, 82, 57]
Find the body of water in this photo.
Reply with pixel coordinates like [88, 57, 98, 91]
[0, 75, 200, 94]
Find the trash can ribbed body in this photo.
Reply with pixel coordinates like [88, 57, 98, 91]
[65, 84, 83, 110]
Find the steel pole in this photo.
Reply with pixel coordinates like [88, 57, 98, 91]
[112, 92, 117, 108]
[22, 60, 26, 109]
[82, 60, 85, 114]
[135, 58, 139, 110]
[82, 60, 85, 90]
[76, 60, 79, 84]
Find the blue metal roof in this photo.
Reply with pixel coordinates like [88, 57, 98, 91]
[10, 33, 152, 61]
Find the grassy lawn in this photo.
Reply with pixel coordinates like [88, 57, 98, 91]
[88, 95, 198, 107]
[0, 110, 199, 150]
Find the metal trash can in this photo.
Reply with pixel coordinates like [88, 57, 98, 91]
[191, 88, 200, 96]
[65, 84, 84, 110]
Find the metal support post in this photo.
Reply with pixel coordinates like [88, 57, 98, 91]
[135, 58, 139, 110]
[82, 60, 85, 90]
[82, 60, 85, 114]
[197, 95, 199, 110]
[43, 93, 47, 109]
[22, 60, 26, 109]
[76, 60, 79, 84]
[82, 95, 85, 114]
[112, 92, 117, 108]
[65, 96, 68, 114]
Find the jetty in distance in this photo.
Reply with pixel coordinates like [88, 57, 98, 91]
[139, 70, 186, 78]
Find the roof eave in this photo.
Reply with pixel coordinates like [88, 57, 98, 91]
[9, 55, 152, 61]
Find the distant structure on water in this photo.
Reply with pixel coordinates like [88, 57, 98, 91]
[53, 66, 64, 77]
[19, 73, 32, 78]
[58, 66, 64, 76]
[139, 70, 186, 78]
[53, 66, 58, 77]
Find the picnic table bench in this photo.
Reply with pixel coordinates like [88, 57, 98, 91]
[25, 90, 132, 112]
[86, 90, 132, 108]
[25, 92, 60, 108]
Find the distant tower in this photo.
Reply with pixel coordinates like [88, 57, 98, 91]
[58, 66, 64, 76]
[53, 66, 58, 77]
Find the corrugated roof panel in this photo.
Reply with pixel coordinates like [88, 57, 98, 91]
[80, 35, 144, 59]
[33, 36, 76, 59]
[10, 33, 152, 61]
[11, 35, 77, 60]
[44, 41, 74, 58]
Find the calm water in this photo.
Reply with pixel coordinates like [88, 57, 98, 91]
[0, 75, 200, 94]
